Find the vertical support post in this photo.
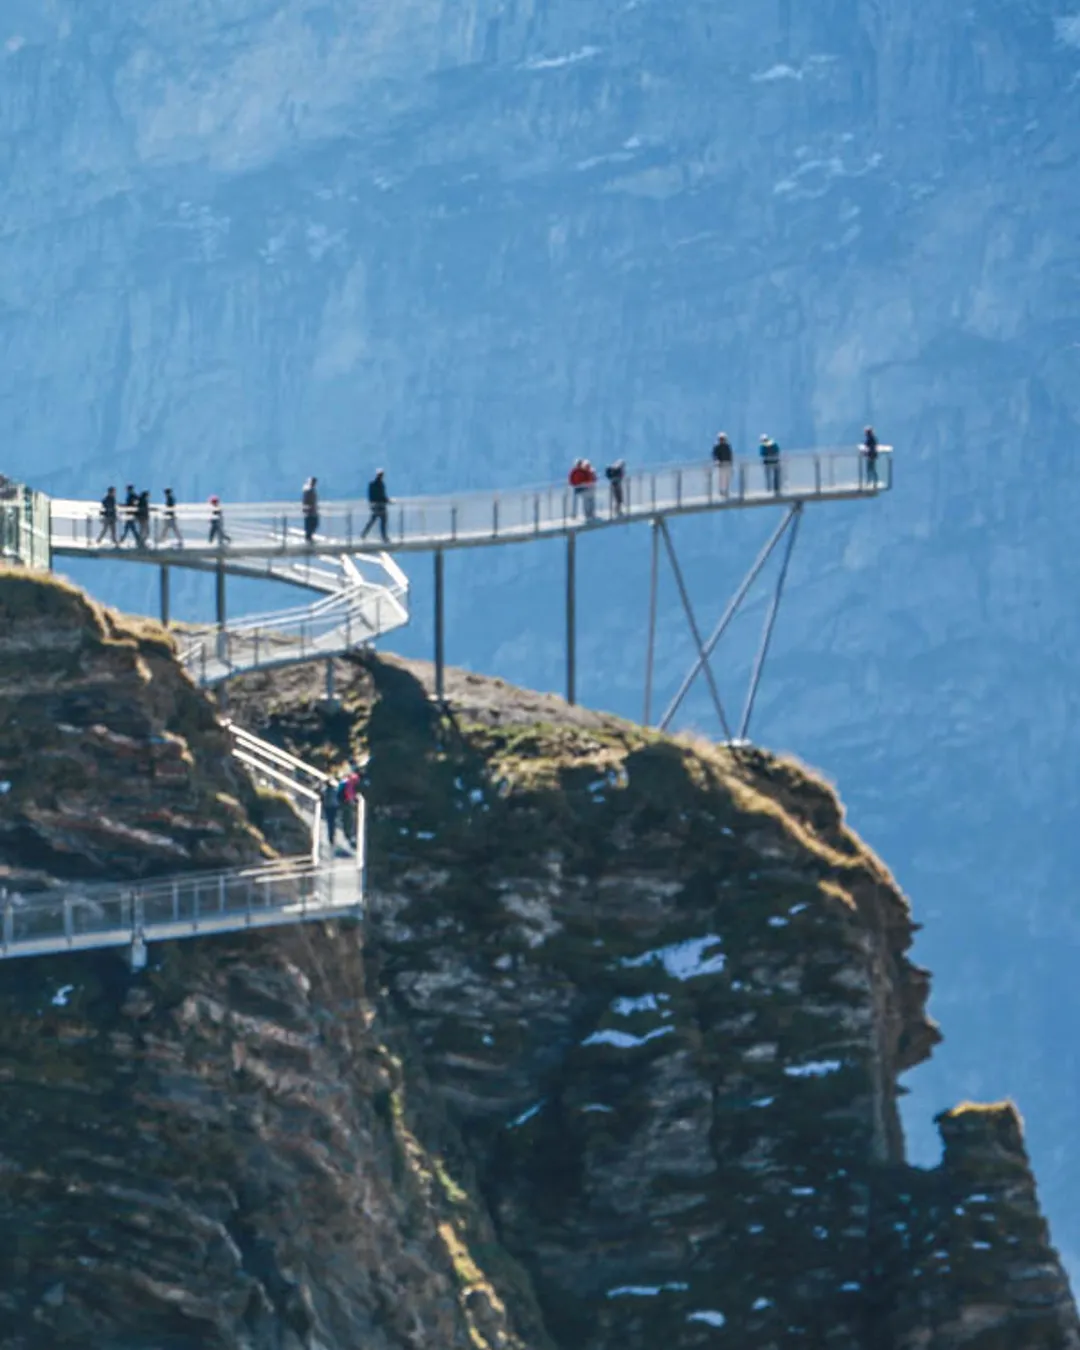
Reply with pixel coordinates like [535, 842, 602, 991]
[434, 548, 446, 701]
[738, 504, 803, 742]
[644, 519, 660, 726]
[566, 532, 577, 706]
[215, 562, 226, 630]
[159, 564, 170, 627]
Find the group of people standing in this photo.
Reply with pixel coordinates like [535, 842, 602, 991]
[301, 471, 391, 545]
[568, 458, 627, 519]
[321, 765, 362, 847]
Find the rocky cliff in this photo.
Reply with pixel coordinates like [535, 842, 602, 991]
[0, 576, 1076, 1348]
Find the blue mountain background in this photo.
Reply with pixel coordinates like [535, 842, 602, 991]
[3, 0, 1079, 1272]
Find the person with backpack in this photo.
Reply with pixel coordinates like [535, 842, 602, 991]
[302, 476, 319, 544]
[160, 487, 183, 545]
[322, 777, 339, 848]
[861, 425, 879, 488]
[605, 460, 626, 516]
[119, 484, 141, 545]
[760, 436, 781, 494]
[135, 489, 151, 546]
[712, 432, 734, 496]
[97, 486, 118, 544]
[361, 470, 390, 543]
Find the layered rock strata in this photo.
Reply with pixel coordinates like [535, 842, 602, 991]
[0, 575, 1075, 1349]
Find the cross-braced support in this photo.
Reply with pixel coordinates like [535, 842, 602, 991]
[645, 503, 804, 743]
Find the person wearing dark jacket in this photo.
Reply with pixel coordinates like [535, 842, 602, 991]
[160, 487, 183, 545]
[760, 436, 781, 494]
[135, 489, 151, 546]
[97, 486, 118, 544]
[322, 778, 339, 847]
[861, 426, 879, 488]
[119, 484, 141, 545]
[605, 460, 626, 515]
[712, 432, 734, 495]
[302, 476, 319, 543]
[361, 470, 390, 543]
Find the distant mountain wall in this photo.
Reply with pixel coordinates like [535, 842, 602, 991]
[2, 0, 1079, 1270]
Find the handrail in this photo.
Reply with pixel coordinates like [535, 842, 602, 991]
[47, 445, 891, 530]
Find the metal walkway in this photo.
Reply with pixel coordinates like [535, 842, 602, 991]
[48, 447, 890, 559]
[0, 724, 363, 965]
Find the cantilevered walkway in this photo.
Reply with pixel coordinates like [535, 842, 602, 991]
[0, 724, 362, 966]
[41, 446, 890, 693]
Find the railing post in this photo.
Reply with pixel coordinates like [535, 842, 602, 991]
[534, 494, 540, 534]
[172, 879, 179, 922]
[814, 456, 821, 494]
[192, 880, 200, 931]
[346, 508, 353, 548]
[492, 498, 499, 537]
[63, 897, 73, 945]
[675, 469, 682, 509]
[2, 900, 12, 952]
[218, 873, 226, 914]
[451, 504, 458, 543]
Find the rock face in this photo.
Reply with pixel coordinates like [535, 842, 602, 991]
[0, 591, 1076, 1348]
[0, 568, 271, 882]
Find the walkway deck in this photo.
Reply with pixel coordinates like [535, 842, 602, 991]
[0, 725, 363, 964]
[48, 447, 890, 562]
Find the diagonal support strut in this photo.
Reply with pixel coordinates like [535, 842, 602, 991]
[657, 518, 734, 742]
[659, 505, 800, 733]
[738, 502, 802, 741]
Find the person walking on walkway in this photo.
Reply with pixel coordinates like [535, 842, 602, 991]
[97, 486, 118, 544]
[135, 489, 151, 547]
[361, 470, 390, 543]
[712, 432, 734, 496]
[119, 484, 141, 545]
[302, 476, 319, 544]
[322, 777, 339, 848]
[160, 487, 183, 545]
[605, 459, 626, 516]
[760, 436, 781, 494]
[208, 495, 228, 545]
[861, 425, 879, 488]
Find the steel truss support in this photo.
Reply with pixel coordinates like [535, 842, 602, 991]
[566, 533, 577, 705]
[643, 520, 660, 725]
[159, 565, 170, 627]
[434, 548, 446, 701]
[655, 503, 803, 741]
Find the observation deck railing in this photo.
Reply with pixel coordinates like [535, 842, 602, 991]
[47, 447, 891, 559]
[1, 481, 51, 569]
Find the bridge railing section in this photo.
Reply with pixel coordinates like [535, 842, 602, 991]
[1, 483, 51, 569]
[177, 555, 409, 684]
[0, 857, 362, 961]
[47, 447, 890, 555]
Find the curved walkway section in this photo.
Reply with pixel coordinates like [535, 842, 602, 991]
[179, 553, 409, 685]
[0, 725, 363, 964]
[48, 447, 891, 561]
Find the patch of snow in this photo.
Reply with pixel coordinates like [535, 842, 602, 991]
[748, 1223, 764, 1234]
[611, 993, 662, 1016]
[752, 1096, 775, 1109]
[525, 45, 601, 71]
[791, 1186, 815, 1196]
[753, 63, 802, 82]
[583, 1026, 675, 1050]
[784, 1059, 843, 1078]
[688, 1310, 726, 1327]
[582, 1102, 614, 1114]
[840, 1282, 861, 1291]
[621, 935, 725, 980]
[468, 788, 484, 805]
[507, 1100, 545, 1129]
[789, 903, 809, 915]
[607, 1281, 688, 1298]
[768, 916, 789, 928]
[482, 1034, 494, 1046]
[744, 1043, 777, 1063]
[51, 984, 75, 1007]
[973, 1240, 992, 1250]
[752, 1297, 773, 1311]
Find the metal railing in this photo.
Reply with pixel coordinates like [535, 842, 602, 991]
[0, 723, 365, 964]
[178, 554, 410, 685]
[1, 483, 51, 569]
[46, 447, 892, 559]
[0, 857, 362, 961]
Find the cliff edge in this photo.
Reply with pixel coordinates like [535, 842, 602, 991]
[0, 573, 1076, 1349]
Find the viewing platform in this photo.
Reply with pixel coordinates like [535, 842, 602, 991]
[47, 447, 891, 562]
